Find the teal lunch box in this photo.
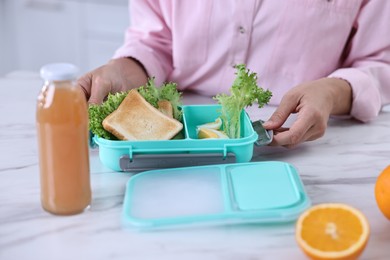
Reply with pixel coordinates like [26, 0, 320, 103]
[122, 161, 311, 229]
[92, 105, 272, 172]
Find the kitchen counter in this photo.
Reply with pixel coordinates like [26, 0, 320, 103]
[1, 74, 390, 260]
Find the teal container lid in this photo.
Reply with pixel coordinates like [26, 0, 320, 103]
[122, 161, 310, 229]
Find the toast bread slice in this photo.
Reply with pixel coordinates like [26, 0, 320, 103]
[157, 100, 173, 118]
[102, 89, 183, 140]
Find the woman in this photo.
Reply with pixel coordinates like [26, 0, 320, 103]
[78, 0, 390, 148]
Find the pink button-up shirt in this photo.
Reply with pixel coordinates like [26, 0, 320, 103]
[114, 0, 390, 122]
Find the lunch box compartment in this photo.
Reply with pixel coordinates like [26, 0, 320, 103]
[93, 105, 260, 172]
[182, 105, 251, 139]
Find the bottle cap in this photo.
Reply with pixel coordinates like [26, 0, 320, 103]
[40, 63, 79, 81]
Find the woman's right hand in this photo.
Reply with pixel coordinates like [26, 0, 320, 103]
[77, 57, 148, 104]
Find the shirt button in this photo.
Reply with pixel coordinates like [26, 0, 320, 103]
[239, 26, 246, 34]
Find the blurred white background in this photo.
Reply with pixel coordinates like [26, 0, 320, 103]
[0, 0, 129, 77]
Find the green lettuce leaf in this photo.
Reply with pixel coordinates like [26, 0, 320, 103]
[159, 82, 183, 121]
[138, 78, 183, 121]
[137, 78, 160, 108]
[214, 64, 272, 139]
[88, 91, 129, 140]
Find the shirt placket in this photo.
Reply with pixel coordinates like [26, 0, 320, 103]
[229, 0, 256, 68]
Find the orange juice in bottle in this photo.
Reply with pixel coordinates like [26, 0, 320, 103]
[37, 63, 91, 215]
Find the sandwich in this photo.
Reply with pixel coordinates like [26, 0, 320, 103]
[102, 89, 183, 140]
[88, 78, 183, 140]
[157, 100, 174, 118]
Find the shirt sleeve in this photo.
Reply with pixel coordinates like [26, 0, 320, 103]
[328, 0, 390, 122]
[113, 0, 173, 87]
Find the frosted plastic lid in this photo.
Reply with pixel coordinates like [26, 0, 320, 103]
[40, 63, 79, 81]
[122, 161, 311, 229]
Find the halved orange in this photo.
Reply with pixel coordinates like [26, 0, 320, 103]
[375, 165, 390, 219]
[296, 203, 370, 260]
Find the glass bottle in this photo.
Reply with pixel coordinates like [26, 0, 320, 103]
[37, 63, 91, 215]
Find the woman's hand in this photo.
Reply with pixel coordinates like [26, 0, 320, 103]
[77, 57, 148, 104]
[263, 78, 352, 148]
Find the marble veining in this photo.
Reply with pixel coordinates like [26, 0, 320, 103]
[1, 74, 390, 260]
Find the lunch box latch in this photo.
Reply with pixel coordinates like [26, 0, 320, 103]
[119, 153, 237, 172]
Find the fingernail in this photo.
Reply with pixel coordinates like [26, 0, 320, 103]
[262, 121, 272, 127]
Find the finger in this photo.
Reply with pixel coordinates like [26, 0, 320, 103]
[283, 124, 323, 149]
[263, 96, 299, 130]
[282, 127, 314, 149]
[271, 115, 327, 147]
[77, 74, 92, 100]
[267, 127, 289, 146]
[272, 127, 290, 133]
[270, 115, 314, 146]
[88, 76, 112, 104]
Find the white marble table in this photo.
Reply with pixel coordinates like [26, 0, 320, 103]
[1, 73, 390, 260]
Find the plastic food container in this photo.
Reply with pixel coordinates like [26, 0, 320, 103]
[93, 105, 270, 172]
[122, 161, 311, 229]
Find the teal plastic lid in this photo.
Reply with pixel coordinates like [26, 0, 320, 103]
[122, 161, 310, 229]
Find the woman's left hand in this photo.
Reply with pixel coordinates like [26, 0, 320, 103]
[263, 78, 352, 148]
